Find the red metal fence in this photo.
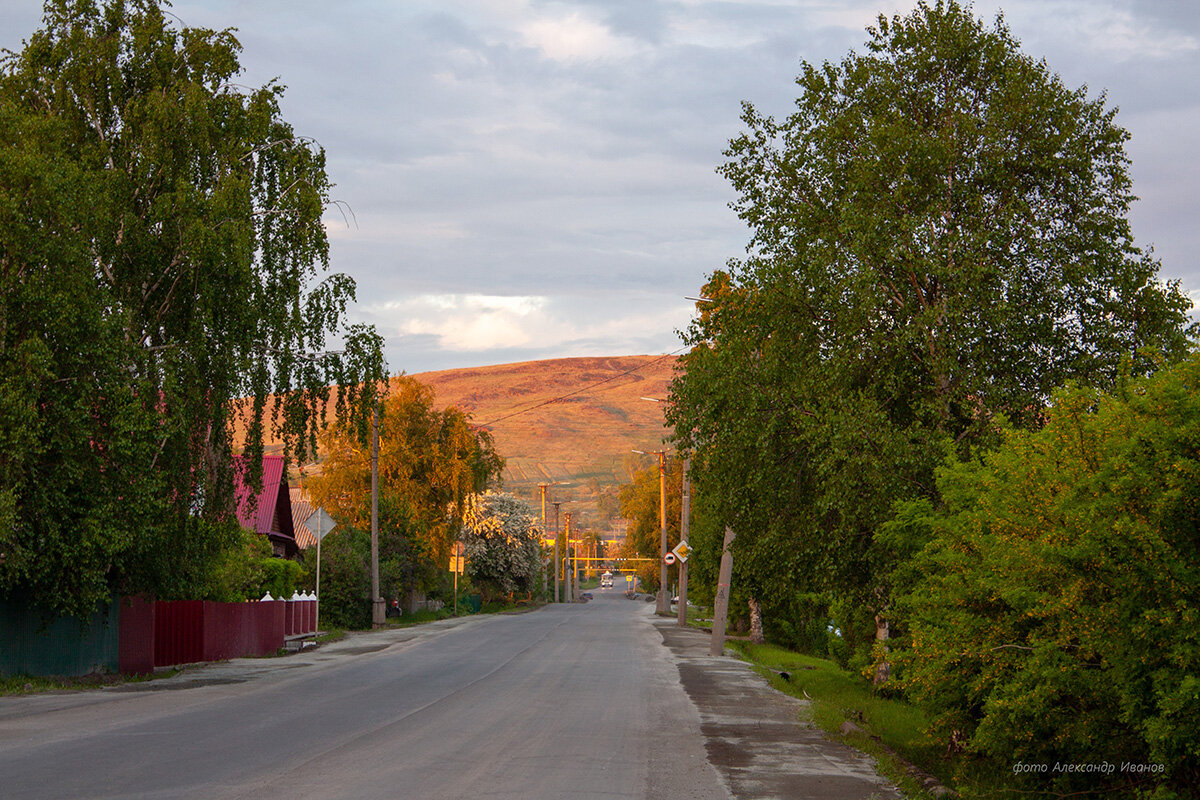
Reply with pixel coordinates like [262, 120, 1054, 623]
[123, 595, 318, 671]
[3, 594, 319, 678]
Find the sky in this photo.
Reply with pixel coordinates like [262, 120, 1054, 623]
[3, 1, 1198, 374]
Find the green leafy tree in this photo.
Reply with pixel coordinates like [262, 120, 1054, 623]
[0, 0, 386, 620]
[885, 355, 1200, 797]
[460, 492, 541, 603]
[668, 0, 1192, 666]
[310, 376, 504, 604]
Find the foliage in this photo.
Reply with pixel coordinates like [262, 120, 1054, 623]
[667, 0, 1192, 663]
[460, 492, 541, 603]
[0, 0, 384, 620]
[202, 526, 267, 602]
[298, 526, 371, 630]
[887, 356, 1200, 797]
[309, 376, 504, 604]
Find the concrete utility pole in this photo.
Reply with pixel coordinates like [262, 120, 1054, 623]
[677, 457, 690, 627]
[370, 404, 385, 629]
[709, 526, 737, 656]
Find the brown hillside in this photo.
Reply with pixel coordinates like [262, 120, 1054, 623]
[412, 355, 678, 534]
[248, 355, 679, 536]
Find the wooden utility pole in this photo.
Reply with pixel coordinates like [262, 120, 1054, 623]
[370, 403, 385, 628]
[677, 457, 690, 627]
[709, 526, 736, 656]
[552, 501, 562, 603]
[655, 450, 669, 615]
[565, 512, 574, 602]
[538, 482, 550, 600]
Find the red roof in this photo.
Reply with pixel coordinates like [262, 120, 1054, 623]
[232, 455, 298, 557]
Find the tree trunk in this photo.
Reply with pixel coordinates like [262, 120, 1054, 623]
[748, 597, 765, 644]
[873, 612, 890, 686]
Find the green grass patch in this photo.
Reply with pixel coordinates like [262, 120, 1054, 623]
[387, 607, 455, 627]
[315, 627, 347, 645]
[728, 641, 948, 799]
[0, 668, 179, 696]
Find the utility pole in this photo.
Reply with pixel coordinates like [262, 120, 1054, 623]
[633, 447, 670, 614]
[370, 403, 385, 629]
[552, 501, 562, 603]
[538, 482, 550, 600]
[677, 456, 690, 627]
[565, 512, 574, 602]
[709, 526, 736, 656]
[655, 450, 669, 615]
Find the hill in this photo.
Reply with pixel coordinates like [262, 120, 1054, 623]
[251, 355, 680, 538]
[412, 355, 678, 536]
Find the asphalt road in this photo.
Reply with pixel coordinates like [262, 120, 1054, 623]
[0, 589, 725, 800]
[0, 585, 900, 800]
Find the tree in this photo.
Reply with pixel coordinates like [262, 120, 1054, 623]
[0, 0, 385, 620]
[459, 492, 541, 603]
[309, 376, 504, 605]
[884, 355, 1200, 797]
[668, 0, 1192, 666]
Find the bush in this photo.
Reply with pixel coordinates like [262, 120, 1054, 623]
[203, 528, 301, 602]
[887, 357, 1200, 797]
[300, 526, 372, 630]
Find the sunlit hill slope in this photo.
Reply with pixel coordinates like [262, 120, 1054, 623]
[413, 355, 678, 534]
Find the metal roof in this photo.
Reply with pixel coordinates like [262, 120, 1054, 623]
[232, 456, 297, 556]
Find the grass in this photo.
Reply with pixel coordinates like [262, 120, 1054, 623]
[728, 641, 949, 799]
[0, 668, 179, 696]
[315, 627, 347, 645]
[681, 602, 713, 628]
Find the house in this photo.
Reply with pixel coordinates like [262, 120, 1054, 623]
[233, 454, 299, 559]
[289, 490, 319, 550]
[288, 488, 336, 550]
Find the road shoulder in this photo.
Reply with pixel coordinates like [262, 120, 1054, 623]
[656, 621, 902, 800]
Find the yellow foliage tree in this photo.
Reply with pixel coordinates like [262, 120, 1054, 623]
[309, 376, 503, 602]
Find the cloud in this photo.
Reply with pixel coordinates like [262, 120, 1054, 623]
[517, 10, 642, 62]
[1074, 6, 1199, 61]
[360, 292, 691, 367]
[2, 0, 1196, 375]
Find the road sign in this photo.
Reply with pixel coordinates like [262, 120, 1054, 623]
[304, 509, 337, 542]
[663, 552, 677, 565]
[671, 541, 692, 563]
[448, 555, 464, 573]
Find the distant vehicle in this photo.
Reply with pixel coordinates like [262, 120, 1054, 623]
[600, 571, 613, 588]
